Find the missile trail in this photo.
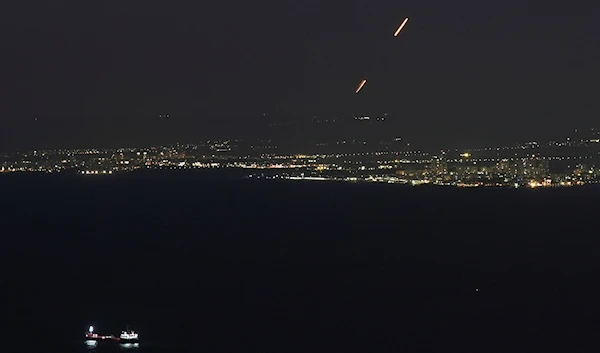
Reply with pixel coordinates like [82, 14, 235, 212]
[353, 17, 409, 93]
[355, 79, 367, 94]
[394, 17, 409, 37]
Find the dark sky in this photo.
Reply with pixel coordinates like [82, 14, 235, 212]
[1, 0, 599, 150]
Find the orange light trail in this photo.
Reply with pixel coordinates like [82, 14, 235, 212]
[355, 79, 367, 93]
[394, 17, 409, 36]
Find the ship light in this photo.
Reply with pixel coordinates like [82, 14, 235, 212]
[89, 326, 94, 333]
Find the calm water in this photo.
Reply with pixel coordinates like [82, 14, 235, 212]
[2, 172, 599, 352]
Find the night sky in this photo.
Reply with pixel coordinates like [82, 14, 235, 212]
[2, 0, 599, 150]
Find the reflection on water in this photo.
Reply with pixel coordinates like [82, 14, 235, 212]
[83, 341, 139, 352]
[119, 343, 140, 350]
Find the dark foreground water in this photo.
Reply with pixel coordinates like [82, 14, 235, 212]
[2, 171, 600, 352]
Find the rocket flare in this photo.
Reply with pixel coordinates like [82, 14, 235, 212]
[355, 79, 367, 93]
[352, 18, 409, 94]
[394, 17, 409, 36]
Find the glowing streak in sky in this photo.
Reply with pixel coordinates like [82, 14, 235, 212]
[355, 79, 367, 93]
[394, 17, 409, 36]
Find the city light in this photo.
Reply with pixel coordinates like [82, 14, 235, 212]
[1, 132, 599, 188]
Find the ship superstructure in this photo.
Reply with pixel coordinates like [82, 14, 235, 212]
[119, 330, 139, 343]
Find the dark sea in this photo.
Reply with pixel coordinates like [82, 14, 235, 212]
[2, 170, 599, 353]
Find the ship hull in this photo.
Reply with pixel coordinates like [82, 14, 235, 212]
[85, 335, 116, 341]
[119, 339, 139, 344]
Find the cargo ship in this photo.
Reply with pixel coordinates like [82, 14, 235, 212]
[85, 326, 116, 341]
[85, 325, 139, 344]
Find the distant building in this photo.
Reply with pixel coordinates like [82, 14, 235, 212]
[522, 158, 549, 178]
[429, 156, 447, 179]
